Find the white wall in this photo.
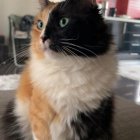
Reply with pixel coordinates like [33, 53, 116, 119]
[0, 0, 40, 41]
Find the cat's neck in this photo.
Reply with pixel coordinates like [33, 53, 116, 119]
[29, 46, 117, 122]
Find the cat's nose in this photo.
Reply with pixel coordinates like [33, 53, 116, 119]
[44, 39, 51, 48]
[41, 27, 51, 43]
[41, 39, 51, 50]
[41, 35, 48, 43]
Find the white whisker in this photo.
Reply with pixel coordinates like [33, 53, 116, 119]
[61, 41, 98, 57]
[66, 45, 90, 58]
[62, 46, 82, 64]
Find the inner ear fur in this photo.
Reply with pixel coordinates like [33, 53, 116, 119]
[38, 0, 52, 8]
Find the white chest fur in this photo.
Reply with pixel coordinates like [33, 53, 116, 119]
[30, 49, 117, 140]
[30, 49, 117, 121]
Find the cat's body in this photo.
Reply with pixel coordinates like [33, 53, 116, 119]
[2, 0, 117, 140]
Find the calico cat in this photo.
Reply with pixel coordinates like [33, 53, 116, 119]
[2, 0, 117, 140]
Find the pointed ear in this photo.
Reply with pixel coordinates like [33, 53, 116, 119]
[38, 0, 50, 8]
[39, 0, 65, 5]
[38, 0, 65, 9]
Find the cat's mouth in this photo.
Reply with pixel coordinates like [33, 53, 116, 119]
[42, 39, 62, 54]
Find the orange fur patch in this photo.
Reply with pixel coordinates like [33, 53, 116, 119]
[29, 87, 58, 140]
[31, 3, 56, 59]
[16, 3, 59, 140]
[16, 65, 32, 102]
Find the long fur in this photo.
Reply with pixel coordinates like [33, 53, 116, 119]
[30, 45, 117, 140]
[2, 0, 117, 140]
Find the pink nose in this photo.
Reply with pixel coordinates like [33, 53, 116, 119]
[41, 35, 48, 43]
[44, 39, 51, 47]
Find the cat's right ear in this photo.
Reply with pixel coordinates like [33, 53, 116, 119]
[38, 0, 50, 9]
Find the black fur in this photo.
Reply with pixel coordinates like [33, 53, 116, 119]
[42, 0, 112, 57]
[2, 100, 24, 140]
[71, 96, 114, 140]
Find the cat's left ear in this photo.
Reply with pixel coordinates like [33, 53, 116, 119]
[38, 0, 49, 8]
[39, 0, 65, 7]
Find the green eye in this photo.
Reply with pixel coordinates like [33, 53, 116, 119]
[59, 18, 69, 28]
[37, 20, 44, 30]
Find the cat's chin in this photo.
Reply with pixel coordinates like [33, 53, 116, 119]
[45, 52, 67, 62]
[40, 39, 63, 60]
[42, 44, 58, 59]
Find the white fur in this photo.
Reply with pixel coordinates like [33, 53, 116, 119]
[30, 45, 117, 140]
[49, 0, 65, 3]
[14, 99, 32, 140]
[32, 132, 38, 140]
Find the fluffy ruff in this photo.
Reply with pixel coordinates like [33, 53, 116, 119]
[2, 1, 117, 139]
[2, 44, 117, 140]
[29, 45, 117, 140]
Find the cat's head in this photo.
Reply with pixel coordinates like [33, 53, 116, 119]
[31, 0, 112, 59]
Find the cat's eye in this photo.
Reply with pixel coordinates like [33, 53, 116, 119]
[59, 18, 69, 28]
[37, 20, 44, 30]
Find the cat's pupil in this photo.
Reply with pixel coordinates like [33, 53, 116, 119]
[37, 20, 44, 30]
[59, 18, 69, 28]
[62, 19, 66, 24]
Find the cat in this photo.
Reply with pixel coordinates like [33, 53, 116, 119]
[2, 0, 117, 140]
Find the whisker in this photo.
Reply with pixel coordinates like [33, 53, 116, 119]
[5, 57, 26, 74]
[61, 41, 98, 57]
[60, 35, 79, 41]
[18, 43, 30, 46]
[62, 42, 116, 75]
[60, 38, 76, 41]
[0, 49, 28, 74]
[62, 46, 77, 57]
[62, 46, 83, 63]
[60, 42, 104, 69]
[61, 48, 68, 57]
[0, 49, 29, 66]
[15, 45, 31, 52]
[57, 46, 66, 58]
[66, 45, 90, 58]
[5, 63, 18, 74]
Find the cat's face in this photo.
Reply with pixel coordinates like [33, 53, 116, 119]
[31, 0, 111, 59]
[31, 3, 56, 59]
